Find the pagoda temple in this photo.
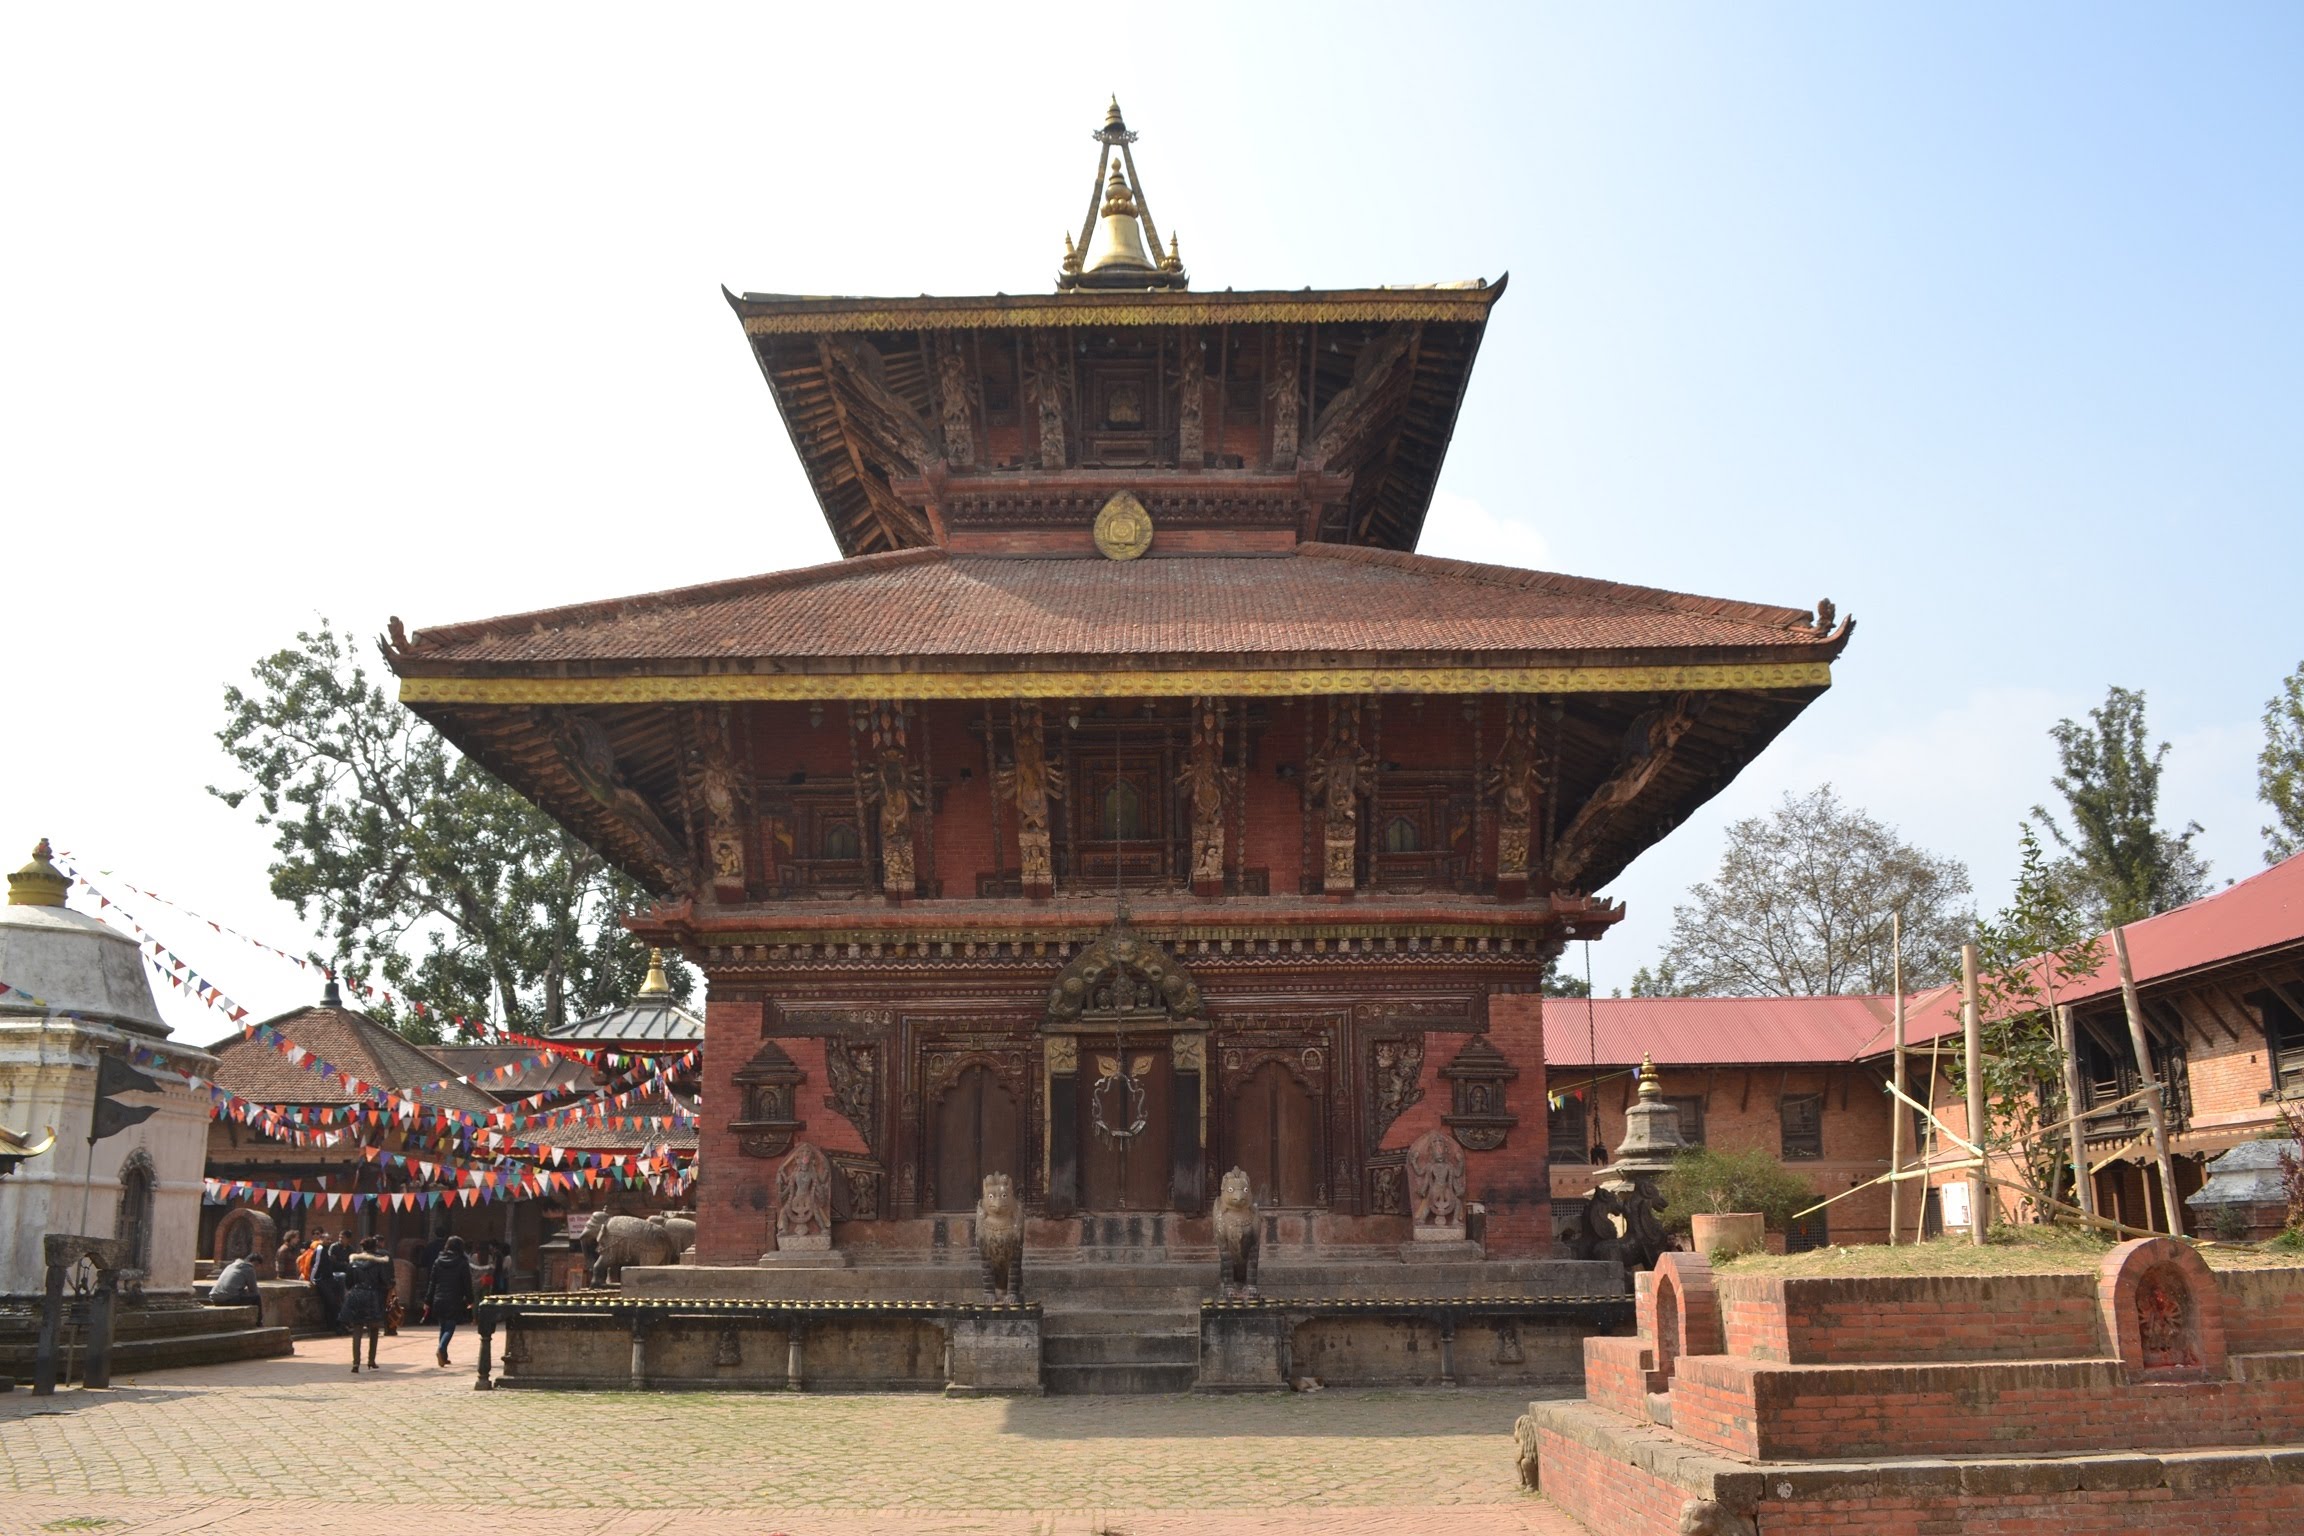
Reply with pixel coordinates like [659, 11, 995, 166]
[385, 102, 1852, 1269]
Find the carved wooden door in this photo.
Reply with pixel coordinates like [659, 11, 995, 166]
[1228, 1060, 1319, 1208]
[932, 1065, 1019, 1213]
[1077, 1045, 1172, 1211]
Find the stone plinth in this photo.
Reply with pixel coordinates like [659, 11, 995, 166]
[946, 1312, 1044, 1395]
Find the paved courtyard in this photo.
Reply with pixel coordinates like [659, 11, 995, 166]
[0, 1331, 1587, 1536]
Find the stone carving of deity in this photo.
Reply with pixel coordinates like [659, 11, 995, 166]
[776, 1142, 833, 1250]
[1406, 1127, 1467, 1234]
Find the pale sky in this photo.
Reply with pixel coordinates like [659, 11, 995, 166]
[6, 4, 2298, 1044]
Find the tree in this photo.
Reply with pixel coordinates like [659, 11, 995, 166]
[1660, 1146, 1817, 1234]
[1948, 824, 2105, 1219]
[1654, 786, 1972, 996]
[1541, 954, 1591, 998]
[1623, 960, 1688, 998]
[211, 621, 689, 1040]
[2032, 685, 2209, 926]
[2262, 661, 2304, 864]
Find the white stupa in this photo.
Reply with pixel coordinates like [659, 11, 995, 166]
[0, 840, 217, 1297]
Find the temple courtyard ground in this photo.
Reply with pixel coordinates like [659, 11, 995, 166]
[0, 1330, 1583, 1536]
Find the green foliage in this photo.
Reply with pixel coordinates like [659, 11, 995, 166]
[210, 620, 690, 1040]
[2262, 660, 2304, 864]
[1655, 786, 1972, 996]
[1540, 955, 1591, 998]
[1660, 1145, 1818, 1232]
[2033, 685, 2209, 927]
[1949, 825, 2105, 1216]
[1624, 959, 1688, 998]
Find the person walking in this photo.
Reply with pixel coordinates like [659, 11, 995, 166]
[423, 1234, 476, 1368]
[341, 1237, 392, 1372]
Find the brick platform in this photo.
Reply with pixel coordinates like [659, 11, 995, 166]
[1523, 1242, 2304, 1534]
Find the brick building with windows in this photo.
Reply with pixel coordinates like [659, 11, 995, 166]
[1542, 994, 1905, 1249]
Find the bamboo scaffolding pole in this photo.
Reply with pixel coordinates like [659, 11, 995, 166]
[1913, 1017, 1943, 1244]
[2054, 1004, 2094, 1218]
[2112, 925, 2184, 1235]
[1961, 942, 1988, 1242]
[1888, 914, 1908, 1246]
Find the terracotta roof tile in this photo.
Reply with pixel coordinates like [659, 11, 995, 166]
[400, 546, 1840, 668]
[212, 1005, 500, 1114]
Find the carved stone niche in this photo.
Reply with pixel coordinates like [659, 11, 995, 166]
[729, 1039, 805, 1159]
[1440, 1034, 1520, 1152]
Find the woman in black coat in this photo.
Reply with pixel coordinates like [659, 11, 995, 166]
[341, 1237, 392, 1373]
[422, 1234, 476, 1368]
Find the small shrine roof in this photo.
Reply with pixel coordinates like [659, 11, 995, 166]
[211, 996, 499, 1114]
[547, 993, 702, 1043]
[393, 544, 1845, 677]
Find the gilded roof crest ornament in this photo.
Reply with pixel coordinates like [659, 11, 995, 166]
[1057, 98, 1190, 292]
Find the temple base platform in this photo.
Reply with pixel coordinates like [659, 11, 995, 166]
[481, 1248, 1632, 1395]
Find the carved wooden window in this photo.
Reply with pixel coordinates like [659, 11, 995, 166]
[1667, 1095, 1706, 1148]
[2247, 990, 2304, 1095]
[1546, 1095, 1588, 1165]
[1064, 742, 1183, 891]
[1082, 363, 1156, 466]
[1370, 777, 1471, 894]
[768, 786, 871, 896]
[1779, 1094, 1823, 1160]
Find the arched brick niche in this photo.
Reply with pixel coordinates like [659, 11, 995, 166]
[2097, 1236, 2228, 1382]
[1639, 1250, 1722, 1383]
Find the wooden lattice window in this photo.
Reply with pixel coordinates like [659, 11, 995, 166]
[1547, 1095, 1589, 1165]
[1667, 1095, 1706, 1148]
[2249, 991, 2304, 1095]
[1779, 1094, 1824, 1160]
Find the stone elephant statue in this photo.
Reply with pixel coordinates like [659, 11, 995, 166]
[586, 1213, 693, 1285]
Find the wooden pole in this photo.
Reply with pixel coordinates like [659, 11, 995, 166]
[2112, 925, 2184, 1235]
[1916, 1018, 1942, 1244]
[1961, 941, 1988, 1244]
[2054, 1004, 2095, 1220]
[1888, 913, 1908, 1246]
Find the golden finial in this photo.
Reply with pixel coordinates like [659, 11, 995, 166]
[1100, 162, 1139, 219]
[8, 839, 68, 908]
[639, 948, 671, 997]
[1105, 96, 1127, 132]
[1061, 230, 1081, 274]
[1160, 231, 1183, 274]
[1635, 1051, 1662, 1101]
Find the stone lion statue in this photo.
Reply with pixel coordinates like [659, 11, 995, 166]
[1678, 1499, 1756, 1536]
[975, 1173, 1024, 1303]
[1213, 1167, 1260, 1299]
[1513, 1413, 1542, 1490]
[587, 1213, 686, 1285]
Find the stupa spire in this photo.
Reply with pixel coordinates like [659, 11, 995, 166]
[1057, 98, 1189, 291]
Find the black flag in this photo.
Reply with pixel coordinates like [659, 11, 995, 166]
[90, 1053, 162, 1143]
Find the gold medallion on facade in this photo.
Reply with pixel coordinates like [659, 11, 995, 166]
[1093, 491, 1155, 560]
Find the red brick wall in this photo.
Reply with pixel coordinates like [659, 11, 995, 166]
[695, 996, 767, 1265]
[2222, 1268, 2304, 1354]
[1717, 1273, 2105, 1364]
[1669, 1353, 2304, 1460]
[1474, 994, 1551, 1256]
[1531, 1424, 1694, 1536]
[1580, 1334, 1659, 1418]
[1754, 1483, 2304, 1534]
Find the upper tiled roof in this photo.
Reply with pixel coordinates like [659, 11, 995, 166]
[548, 995, 703, 1043]
[397, 545, 1841, 669]
[212, 1004, 499, 1114]
[424, 1045, 595, 1098]
[1542, 994, 1898, 1069]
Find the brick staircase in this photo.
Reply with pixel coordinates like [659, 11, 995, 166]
[0, 1300, 293, 1385]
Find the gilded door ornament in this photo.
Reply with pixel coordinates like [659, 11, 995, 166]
[935, 336, 976, 467]
[1093, 491, 1154, 560]
[1488, 697, 1542, 890]
[1312, 699, 1373, 893]
[996, 701, 1065, 892]
[1090, 1053, 1153, 1144]
[1171, 1032, 1206, 1073]
[1044, 901, 1207, 1029]
[855, 702, 923, 895]
[1176, 335, 1206, 466]
[1045, 1034, 1078, 1075]
[1179, 697, 1236, 890]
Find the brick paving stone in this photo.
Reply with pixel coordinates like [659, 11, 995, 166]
[0, 1332, 1591, 1536]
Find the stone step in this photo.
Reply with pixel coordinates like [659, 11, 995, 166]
[1043, 1331, 1198, 1367]
[1043, 1360, 1199, 1395]
[0, 1324, 293, 1382]
[1041, 1306, 1201, 1334]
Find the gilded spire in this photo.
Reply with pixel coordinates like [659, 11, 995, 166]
[1635, 1051, 1662, 1101]
[7, 839, 68, 908]
[1058, 99, 1189, 292]
[639, 948, 672, 997]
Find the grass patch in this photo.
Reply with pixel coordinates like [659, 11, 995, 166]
[1710, 1223, 2304, 1278]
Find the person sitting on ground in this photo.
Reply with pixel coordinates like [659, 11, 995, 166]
[423, 1234, 476, 1369]
[341, 1237, 393, 1373]
[208, 1255, 261, 1306]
